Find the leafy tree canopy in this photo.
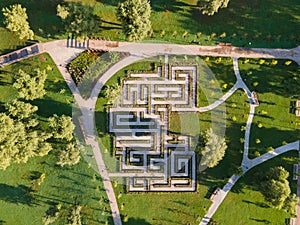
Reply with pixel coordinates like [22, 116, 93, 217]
[199, 128, 227, 168]
[260, 166, 299, 210]
[117, 0, 152, 41]
[6, 100, 38, 120]
[198, 0, 230, 16]
[49, 114, 75, 141]
[0, 112, 52, 170]
[104, 83, 121, 105]
[57, 3, 101, 41]
[2, 4, 34, 40]
[13, 69, 47, 101]
[57, 143, 81, 167]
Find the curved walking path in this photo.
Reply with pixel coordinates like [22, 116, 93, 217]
[42, 41, 124, 225]
[200, 57, 300, 225]
[1, 40, 300, 225]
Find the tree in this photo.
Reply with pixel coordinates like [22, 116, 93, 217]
[0, 113, 52, 170]
[262, 179, 290, 209]
[104, 83, 121, 105]
[68, 205, 82, 225]
[116, 0, 152, 41]
[57, 143, 81, 167]
[268, 166, 289, 181]
[6, 100, 38, 120]
[199, 128, 227, 168]
[13, 69, 47, 100]
[57, 3, 101, 41]
[2, 4, 34, 40]
[283, 194, 299, 215]
[198, 0, 230, 16]
[49, 114, 75, 141]
[260, 166, 297, 210]
[43, 203, 61, 225]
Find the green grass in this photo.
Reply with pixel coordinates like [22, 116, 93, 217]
[94, 54, 300, 224]
[238, 58, 300, 158]
[93, 0, 300, 48]
[213, 151, 298, 225]
[0, 0, 300, 54]
[94, 56, 249, 224]
[0, 53, 113, 225]
[0, 28, 30, 55]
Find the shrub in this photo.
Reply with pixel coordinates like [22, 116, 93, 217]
[267, 146, 274, 151]
[253, 81, 259, 87]
[182, 31, 188, 38]
[196, 32, 202, 38]
[210, 32, 216, 39]
[257, 123, 263, 128]
[219, 32, 226, 38]
[259, 59, 265, 65]
[232, 116, 237, 121]
[285, 61, 292, 66]
[66, 50, 107, 84]
[261, 110, 268, 115]
[256, 138, 261, 144]
[271, 60, 278, 65]
[244, 59, 250, 64]
[254, 151, 261, 157]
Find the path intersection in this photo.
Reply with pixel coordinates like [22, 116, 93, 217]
[1, 40, 299, 225]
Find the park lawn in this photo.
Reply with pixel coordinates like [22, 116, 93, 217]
[87, 0, 300, 48]
[0, 53, 113, 225]
[0, 0, 300, 54]
[238, 59, 300, 158]
[94, 56, 249, 224]
[213, 150, 299, 225]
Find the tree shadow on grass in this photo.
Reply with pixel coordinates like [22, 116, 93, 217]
[150, 0, 196, 13]
[185, 0, 300, 48]
[34, 193, 73, 205]
[242, 200, 269, 208]
[33, 97, 72, 118]
[239, 60, 300, 98]
[250, 218, 271, 224]
[0, 184, 36, 206]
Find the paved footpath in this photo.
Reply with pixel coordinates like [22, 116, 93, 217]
[1, 40, 300, 225]
[200, 57, 300, 224]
